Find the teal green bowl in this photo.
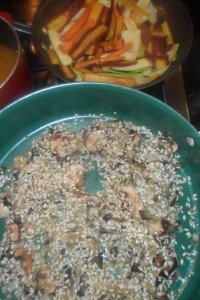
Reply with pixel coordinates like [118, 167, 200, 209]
[0, 83, 200, 299]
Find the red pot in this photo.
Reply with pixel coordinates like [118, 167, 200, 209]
[0, 16, 33, 108]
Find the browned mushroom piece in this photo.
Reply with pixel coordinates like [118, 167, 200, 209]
[36, 271, 56, 295]
[152, 253, 165, 268]
[13, 156, 28, 171]
[159, 257, 178, 278]
[117, 186, 144, 212]
[129, 130, 141, 145]
[155, 257, 178, 288]
[148, 219, 170, 236]
[139, 210, 150, 220]
[63, 164, 85, 188]
[131, 251, 145, 274]
[85, 130, 107, 153]
[13, 248, 33, 275]
[8, 224, 21, 242]
[13, 213, 22, 225]
[49, 133, 67, 158]
[112, 118, 125, 127]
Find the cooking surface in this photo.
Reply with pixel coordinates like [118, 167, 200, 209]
[0, 0, 200, 130]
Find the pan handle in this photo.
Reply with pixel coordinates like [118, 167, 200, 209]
[13, 21, 32, 35]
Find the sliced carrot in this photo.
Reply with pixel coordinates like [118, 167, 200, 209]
[85, 44, 96, 56]
[59, 39, 74, 53]
[92, 66, 104, 73]
[74, 57, 99, 70]
[83, 72, 136, 87]
[59, 2, 104, 54]
[100, 42, 132, 63]
[106, 0, 116, 41]
[47, 0, 84, 32]
[60, 65, 77, 80]
[94, 46, 103, 58]
[114, 38, 125, 50]
[99, 6, 110, 25]
[88, 2, 104, 26]
[101, 39, 124, 53]
[72, 24, 107, 60]
[100, 56, 125, 66]
[60, 1, 95, 42]
[77, 68, 93, 74]
[113, 10, 124, 41]
[59, 18, 94, 53]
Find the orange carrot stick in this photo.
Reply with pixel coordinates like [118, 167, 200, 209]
[88, 2, 104, 26]
[83, 72, 136, 87]
[99, 6, 110, 25]
[60, 65, 77, 80]
[59, 18, 94, 53]
[100, 42, 132, 62]
[74, 58, 99, 70]
[72, 24, 107, 59]
[47, 0, 84, 31]
[113, 9, 124, 41]
[106, 0, 116, 40]
[59, 2, 104, 54]
[60, 1, 95, 42]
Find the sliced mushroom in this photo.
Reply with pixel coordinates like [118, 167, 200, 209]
[49, 133, 67, 158]
[155, 258, 178, 287]
[13, 248, 32, 275]
[148, 219, 170, 236]
[8, 224, 21, 242]
[13, 213, 22, 225]
[77, 273, 89, 297]
[139, 210, 150, 220]
[113, 118, 125, 127]
[159, 257, 178, 278]
[63, 164, 85, 188]
[152, 254, 165, 268]
[85, 130, 107, 153]
[117, 186, 144, 212]
[3, 196, 12, 207]
[129, 130, 141, 145]
[13, 156, 28, 171]
[36, 271, 56, 295]
[131, 251, 145, 274]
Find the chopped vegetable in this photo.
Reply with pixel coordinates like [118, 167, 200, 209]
[84, 72, 136, 87]
[47, 0, 84, 31]
[161, 21, 174, 45]
[45, 0, 179, 86]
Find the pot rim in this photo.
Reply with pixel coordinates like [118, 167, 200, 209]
[0, 16, 20, 90]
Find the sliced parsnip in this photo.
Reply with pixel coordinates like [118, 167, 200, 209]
[111, 58, 151, 72]
[47, 15, 68, 32]
[161, 21, 174, 45]
[84, 72, 136, 87]
[48, 29, 73, 66]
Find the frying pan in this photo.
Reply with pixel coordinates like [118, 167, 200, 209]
[0, 83, 200, 299]
[30, 0, 193, 89]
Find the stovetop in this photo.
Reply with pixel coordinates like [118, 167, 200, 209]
[1, 0, 200, 130]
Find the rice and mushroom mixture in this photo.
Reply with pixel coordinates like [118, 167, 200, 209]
[0, 118, 184, 299]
